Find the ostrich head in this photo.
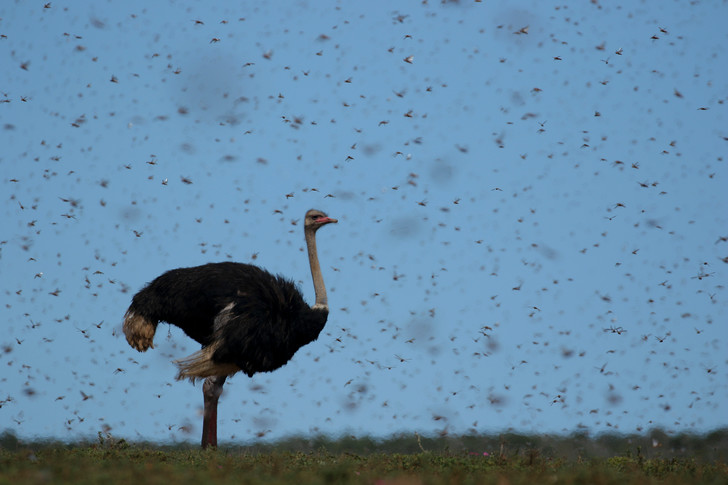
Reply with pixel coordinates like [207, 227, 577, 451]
[305, 209, 338, 231]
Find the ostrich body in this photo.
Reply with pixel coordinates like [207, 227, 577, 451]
[122, 209, 337, 448]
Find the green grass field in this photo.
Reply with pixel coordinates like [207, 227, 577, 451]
[1, 430, 726, 484]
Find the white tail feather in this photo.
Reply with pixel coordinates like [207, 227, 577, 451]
[174, 343, 240, 381]
[123, 311, 156, 351]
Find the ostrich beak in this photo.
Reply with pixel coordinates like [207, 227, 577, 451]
[320, 217, 338, 224]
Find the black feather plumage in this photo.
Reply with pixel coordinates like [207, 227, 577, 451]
[127, 261, 328, 376]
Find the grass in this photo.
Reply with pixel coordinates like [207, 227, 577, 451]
[1, 430, 726, 484]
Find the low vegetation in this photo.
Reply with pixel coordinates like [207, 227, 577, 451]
[1, 429, 726, 484]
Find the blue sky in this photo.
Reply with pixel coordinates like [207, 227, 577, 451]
[1, 0, 726, 445]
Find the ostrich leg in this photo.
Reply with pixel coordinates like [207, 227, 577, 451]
[201, 375, 226, 449]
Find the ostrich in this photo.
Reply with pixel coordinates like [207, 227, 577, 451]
[122, 209, 337, 448]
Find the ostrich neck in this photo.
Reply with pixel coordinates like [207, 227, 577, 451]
[305, 229, 328, 309]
